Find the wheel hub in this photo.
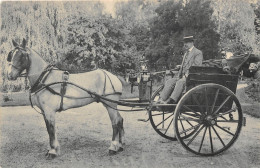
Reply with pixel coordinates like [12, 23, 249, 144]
[203, 115, 216, 126]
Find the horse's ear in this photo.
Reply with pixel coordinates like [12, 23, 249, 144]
[21, 38, 27, 48]
[12, 40, 19, 47]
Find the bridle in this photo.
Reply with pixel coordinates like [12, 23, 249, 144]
[8, 47, 30, 78]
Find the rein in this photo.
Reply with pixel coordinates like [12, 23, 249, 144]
[30, 80, 150, 112]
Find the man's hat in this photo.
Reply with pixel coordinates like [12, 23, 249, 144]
[183, 36, 194, 43]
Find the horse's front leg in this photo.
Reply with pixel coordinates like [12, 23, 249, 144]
[42, 108, 60, 159]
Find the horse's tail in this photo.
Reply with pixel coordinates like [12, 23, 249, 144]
[117, 75, 128, 86]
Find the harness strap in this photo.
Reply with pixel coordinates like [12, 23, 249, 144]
[101, 70, 117, 95]
[29, 91, 43, 115]
[30, 65, 55, 93]
[103, 71, 107, 96]
[58, 71, 69, 112]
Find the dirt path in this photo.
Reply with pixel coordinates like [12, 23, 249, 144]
[0, 103, 259, 168]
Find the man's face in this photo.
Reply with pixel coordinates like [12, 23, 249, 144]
[183, 41, 193, 51]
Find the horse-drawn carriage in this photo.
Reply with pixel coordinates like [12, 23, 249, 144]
[125, 64, 245, 156]
[7, 39, 245, 158]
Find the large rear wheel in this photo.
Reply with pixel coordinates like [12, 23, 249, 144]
[174, 84, 243, 156]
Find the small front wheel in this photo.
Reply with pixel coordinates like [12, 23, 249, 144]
[148, 85, 177, 140]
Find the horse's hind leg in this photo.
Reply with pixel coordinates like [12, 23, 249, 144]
[42, 108, 60, 159]
[103, 99, 125, 155]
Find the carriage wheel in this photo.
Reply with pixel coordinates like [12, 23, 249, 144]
[148, 85, 177, 140]
[174, 84, 243, 156]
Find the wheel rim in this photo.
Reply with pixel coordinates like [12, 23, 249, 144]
[149, 85, 177, 140]
[174, 84, 243, 156]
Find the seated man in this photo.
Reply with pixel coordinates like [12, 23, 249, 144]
[158, 36, 203, 104]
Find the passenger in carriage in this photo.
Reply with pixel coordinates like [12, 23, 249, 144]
[158, 36, 203, 104]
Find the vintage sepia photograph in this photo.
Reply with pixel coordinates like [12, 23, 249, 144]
[0, 0, 260, 167]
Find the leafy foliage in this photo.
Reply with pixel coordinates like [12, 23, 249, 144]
[59, 16, 137, 74]
[1, 0, 260, 92]
[212, 0, 258, 55]
[146, 0, 220, 70]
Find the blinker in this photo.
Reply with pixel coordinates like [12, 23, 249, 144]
[7, 51, 13, 62]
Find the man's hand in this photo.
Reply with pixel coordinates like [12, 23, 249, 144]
[175, 65, 181, 70]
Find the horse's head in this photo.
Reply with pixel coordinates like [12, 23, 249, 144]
[7, 39, 30, 80]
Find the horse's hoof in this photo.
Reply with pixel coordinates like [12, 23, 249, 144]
[108, 147, 123, 156]
[45, 150, 57, 159]
[46, 153, 57, 160]
[109, 150, 117, 156]
[118, 147, 123, 152]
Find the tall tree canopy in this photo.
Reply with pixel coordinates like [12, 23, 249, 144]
[212, 0, 258, 55]
[146, 0, 220, 70]
[1, 0, 260, 92]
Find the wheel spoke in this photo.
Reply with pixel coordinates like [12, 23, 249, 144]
[213, 95, 231, 115]
[164, 118, 174, 135]
[212, 126, 225, 147]
[179, 116, 187, 136]
[198, 127, 207, 153]
[210, 89, 220, 114]
[216, 108, 237, 118]
[187, 125, 205, 146]
[204, 87, 209, 114]
[220, 116, 228, 121]
[191, 94, 205, 114]
[216, 120, 239, 123]
[183, 105, 201, 116]
[162, 111, 165, 128]
[209, 126, 214, 153]
[179, 114, 200, 122]
[155, 113, 174, 128]
[180, 114, 195, 127]
[186, 120, 194, 127]
[151, 112, 173, 116]
[215, 124, 235, 136]
[179, 123, 201, 135]
[182, 112, 200, 118]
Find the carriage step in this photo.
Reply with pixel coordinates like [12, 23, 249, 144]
[138, 118, 149, 122]
[243, 117, 246, 126]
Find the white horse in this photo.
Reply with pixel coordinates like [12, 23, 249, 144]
[7, 39, 125, 159]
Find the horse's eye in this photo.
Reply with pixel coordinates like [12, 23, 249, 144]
[7, 51, 13, 62]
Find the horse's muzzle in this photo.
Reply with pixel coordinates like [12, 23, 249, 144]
[7, 71, 18, 80]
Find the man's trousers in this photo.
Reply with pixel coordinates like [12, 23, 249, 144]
[160, 77, 186, 102]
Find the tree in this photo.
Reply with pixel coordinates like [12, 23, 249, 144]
[0, 1, 105, 91]
[60, 15, 137, 74]
[146, 0, 220, 70]
[212, 0, 258, 55]
[114, 0, 159, 69]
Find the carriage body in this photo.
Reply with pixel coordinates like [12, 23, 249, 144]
[185, 66, 239, 113]
[186, 66, 238, 93]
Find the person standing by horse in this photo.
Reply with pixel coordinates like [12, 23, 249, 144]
[158, 36, 203, 104]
